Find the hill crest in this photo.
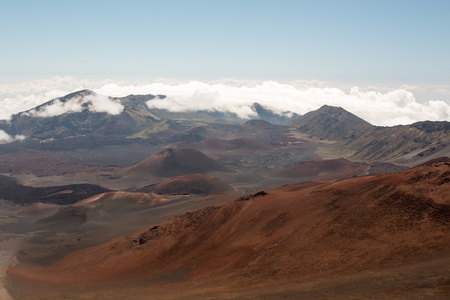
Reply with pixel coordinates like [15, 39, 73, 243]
[289, 105, 374, 140]
[120, 148, 233, 179]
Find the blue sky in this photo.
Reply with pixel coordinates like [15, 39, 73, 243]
[1, 0, 450, 129]
[1, 0, 449, 83]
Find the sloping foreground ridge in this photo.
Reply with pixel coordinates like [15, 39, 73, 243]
[6, 159, 450, 299]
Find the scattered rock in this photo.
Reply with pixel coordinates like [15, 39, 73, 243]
[236, 191, 267, 202]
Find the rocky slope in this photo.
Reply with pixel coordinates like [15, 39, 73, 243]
[7, 160, 450, 299]
[290, 105, 450, 163]
[289, 105, 373, 140]
[118, 148, 233, 179]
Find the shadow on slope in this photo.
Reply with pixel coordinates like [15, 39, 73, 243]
[0, 175, 109, 205]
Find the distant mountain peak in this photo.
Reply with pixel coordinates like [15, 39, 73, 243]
[62, 89, 96, 99]
[120, 148, 232, 179]
[289, 105, 373, 140]
[115, 94, 158, 110]
[22, 89, 97, 114]
[250, 102, 301, 125]
[316, 105, 361, 117]
[6, 90, 162, 139]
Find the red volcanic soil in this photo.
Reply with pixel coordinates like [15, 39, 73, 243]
[118, 148, 233, 179]
[74, 191, 154, 206]
[153, 174, 234, 195]
[6, 161, 450, 299]
[418, 156, 450, 166]
[278, 158, 368, 181]
[16, 203, 61, 221]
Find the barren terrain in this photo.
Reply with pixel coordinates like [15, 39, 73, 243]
[4, 161, 450, 299]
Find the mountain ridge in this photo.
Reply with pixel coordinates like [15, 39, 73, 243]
[1, 90, 449, 168]
[288, 105, 450, 163]
[1, 90, 300, 140]
[289, 104, 374, 140]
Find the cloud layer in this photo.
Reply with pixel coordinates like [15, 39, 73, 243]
[0, 130, 25, 143]
[1, 76, 450, 126]
[24, 94, 124, 118]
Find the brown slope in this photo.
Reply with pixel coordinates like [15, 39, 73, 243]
[7, 161, 450, 298]
[278, 158, 368, 181]
[152, 174, 234, 195]
[35, 190, 186, 231]
[418, 156, 450, 166]
[6, 188, 238, 273]
[118, 148, 233, 179]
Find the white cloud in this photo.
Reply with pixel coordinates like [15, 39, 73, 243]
[0, 130, 25, 143]
[1, 76, 449, 126]
[23, 94, 124, 118]
[26, 98, 84, 118]
[87, 95, 124, 115]
[0, 76, 120, 119]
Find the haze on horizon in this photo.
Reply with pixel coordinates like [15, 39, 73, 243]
[1, 1, 449, 128]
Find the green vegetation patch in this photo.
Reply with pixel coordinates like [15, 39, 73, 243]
[129, 121, 170, 138]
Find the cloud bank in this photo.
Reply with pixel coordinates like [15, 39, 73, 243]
[24, 94, 124, 118]
[0, 130, 25, 143]
[1, 76, 450, 126]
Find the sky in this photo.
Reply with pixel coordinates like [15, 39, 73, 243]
[0, 0, 450, 131]
[1, 0, 449, 82]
